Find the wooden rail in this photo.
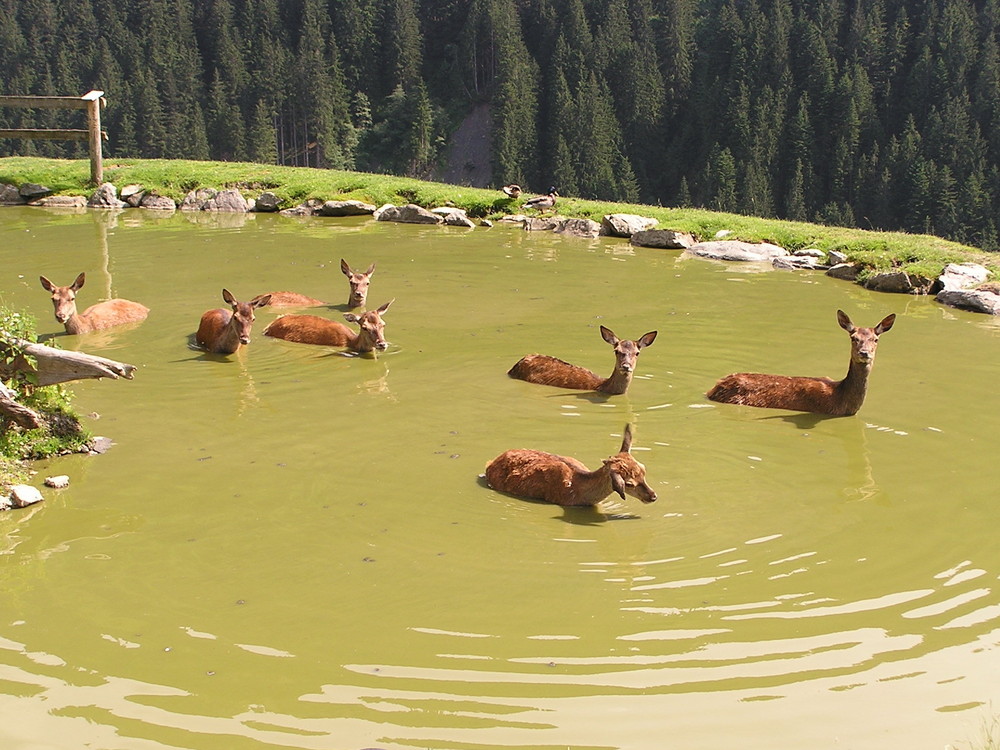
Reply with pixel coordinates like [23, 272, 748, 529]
[0, 90, 107, 183]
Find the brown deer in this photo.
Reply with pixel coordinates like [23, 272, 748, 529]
[39, 272, 149, 334]
[508, 326, 657, 395]
[196, 290, 271, 354]
[263, 299, 393, 353]
[706, 309, 896, 416]
[484, 424, 657, 507]
[251, 258, 375, 309]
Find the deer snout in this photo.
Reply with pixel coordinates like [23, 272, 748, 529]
[375, 339, 389, 351]
[239, 334, 251, 345]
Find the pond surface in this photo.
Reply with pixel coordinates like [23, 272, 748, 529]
[1, 205, 999, 750]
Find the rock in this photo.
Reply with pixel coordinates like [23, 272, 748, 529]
[280, 199, 324, 216]
[828, 250, 849, 264]
[140, 194, 176, 210]
[479, 218, 493, 227]
[10, 485, 43, 508]
[862, 270, 933, 294]
[773, 255, 823, 270]
[936, 288, 1000, 315]
[630, 229, 695, 249]
[253, 192, 282, 212]
[499, 214, 529, 225]
[793, 248, 826, 259]
[555, 217, 602, 238]
[686, 240, 789, 262]
[87, 436, 114, 454]
[0, 494, 10, 511]
[0, 184, 24, 204]
[523, 216, 562, 232]
[601, 213, 658, 237]
[121, 184, 144, 207]
[88, 182, 127, 209]
[374, 203, 443, 224]
[932, 262, 990, 294]
[36, 195, 88, 208]
[432, 207, 476, 228]
[44, 475, 69, 489]
[19, 183, 51, 200]
[826, 263, 861, 281]
[714, 229, 734, 239]
[203, 188, 249, 212]
[316, 199, 376, 216]
[180, 188, 218, 210]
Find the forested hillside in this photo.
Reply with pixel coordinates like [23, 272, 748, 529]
[2, 0, 999, 249]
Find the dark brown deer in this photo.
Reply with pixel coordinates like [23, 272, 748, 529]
[706, 309, 896, 416]
[485, 424, 657, 506]
[196, 290, 271, 354]
[251, 258, 375, 309]
[508, 326, 657, 395]
[39, 273, 149, 334]
[263, 299, 393, 353]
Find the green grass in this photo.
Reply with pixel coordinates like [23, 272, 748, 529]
[1, 156, 996, 281]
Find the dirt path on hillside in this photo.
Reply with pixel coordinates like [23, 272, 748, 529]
[434, 103, 492, 188]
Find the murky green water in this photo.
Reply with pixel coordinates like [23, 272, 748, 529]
[1, 205, 999, 750]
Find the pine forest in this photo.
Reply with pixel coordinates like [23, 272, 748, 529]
[2, 0, 1000, 249]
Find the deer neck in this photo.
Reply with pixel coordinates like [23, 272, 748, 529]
[572, 463, 616, 504]
[63, 313, 89, 334]
[835, 358, 873, 414]
[598, 364, 632, 395]
[348, 329, 369, 352]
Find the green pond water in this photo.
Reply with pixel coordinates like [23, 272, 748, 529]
[1, 205, 999, 750]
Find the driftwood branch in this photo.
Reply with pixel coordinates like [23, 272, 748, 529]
[0, 381, 43, 429]
[1, 336, 136, 386]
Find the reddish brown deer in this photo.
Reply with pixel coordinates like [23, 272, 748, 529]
[507, 326, 657, 395]
[263, 299, 393, 353]
[251, 258, 376, 309]
[485, 424, 657, 507]
[196, 290, 271, 354]
[706, 309, 896, 416]
[39, 272, 149, 334]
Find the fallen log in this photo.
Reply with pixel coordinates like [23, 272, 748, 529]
[0, 381, 43, 429]
[0, 336, 136, 386]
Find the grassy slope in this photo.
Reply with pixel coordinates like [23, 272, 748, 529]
[0, 156, 997, 282]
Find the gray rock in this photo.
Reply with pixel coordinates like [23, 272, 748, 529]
[933, 262, 990, 293]
[317, 199, 376, 216]
[36, 195, 88, 208]
[773, 255, 822, 270]
[793, 248, 826, 259]
[630, 229, 695, 249]
[44, 475, 69, 489]
[203, 188, 249, 212]
[140, 194, 176, 210]
[479, 218, 493, 227]
[19, 183, 51, 200]
[432, 207, 476, 227]
[936, 288, 1000, 315]
[121, 184, 144, 207]
[0, 184, 24, 204]
[555, 217, 602, 238]
[828, 250, 849, 264]
[0, 494, 10, 511]
[253, 192, 282, 212]
[88, 182, 127, 209]
[10, 484, 43, 508]
[862, 270, 932, 294]
[375, 203, 443, 224]
[88, 436, 114, 454]
[826, 263, 861, 281]
[280, 199, 324, 216]
[523, 216, 562, 232]
[601, 213, 658, 237]
[180, 188, 218, 210]
[686, 240, 789, 262]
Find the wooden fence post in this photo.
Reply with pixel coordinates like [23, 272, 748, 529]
[83, 90, 104, 184]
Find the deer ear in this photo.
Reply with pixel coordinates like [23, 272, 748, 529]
[343, 313, 360, 323]
[876, 313, 896, 334]
[40, 275, 54, 292]
[365, 262, 376, 275]
[222, 289, 236, 306]
[837, 309, 854, 332]
[638, 331, 657, 348]
[620, 424, 634, 453]
[600, 326, 618, 345]
[340, 258, 351, 276]
[72, 272, 86, 291]
[377, 298, 394, 314]
[609, 470, 627, 500]
[253, 294, 272, 308]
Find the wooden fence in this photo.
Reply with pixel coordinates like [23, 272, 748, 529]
[0, 90, 107, 183]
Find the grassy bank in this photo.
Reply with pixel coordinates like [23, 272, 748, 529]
[1, 156, 997, 282]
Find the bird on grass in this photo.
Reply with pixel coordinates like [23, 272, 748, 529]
[523, 187, 559, 213]
[501, 184, 522, 199]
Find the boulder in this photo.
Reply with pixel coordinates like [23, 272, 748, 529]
[140, 194, 176, 210]
[121, 184, 144, 207]
[686, 240, 789, 262]
[932, 262, 990, 293]
[862, 270, 933, 294]
[828, 250, 849, 264]
[280, 199, 324, 216]
[19, 183, 51, 200]
[936, 288, 1000, 315]
[253, 191, 282, 212]
[317, 199, 376, 216]
[773, 255, 823, 270]
[44, 475, 69, 489]
[826, 263, 861, 281]
[432, 207, 476, 228]
[88, 182, 127, 209]
[180, 188, 218, 211]
[523, 216, 562, 232]
[0, 184, 24, 204]
[203, 188, 249, 212]
[36, 195, 87, 208]
[555, 217, 602, 238]
[601, 213, 658, 237]
[630, 229, 695, 249]
[375, 203, 443, 224]
[9, 484, 43, 508]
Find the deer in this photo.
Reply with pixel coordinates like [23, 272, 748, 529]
[507, 326, 657, 395]
[263, 299, 393, 353]
[706, 309, 896, 416]
[39, 272, 149, 335]
[484, 424, 657, 507]
[196, 290, 271, 354]
[251, 258, 376, 309]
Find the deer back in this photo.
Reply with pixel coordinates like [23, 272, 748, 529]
[251, 291, 326, 308]
[263, 314, 354, 347]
